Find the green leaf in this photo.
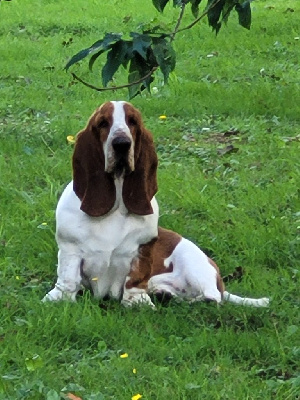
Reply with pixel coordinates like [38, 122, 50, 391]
[102, 40, 131, 87]
[65, 42, 102, 71]
[190, 0, 203, 18]
[88, 49, 106, 71]
[65, 32, 122, 70]
[130, 32, 152, 60]
[25, 354, 43, 372]
[121, 42, 133, 69]
[128, 54, 155, 99]
[128, 58, 142, 99]
[222, 0, 236, 23]
[152, 0, 170, 12]
[152, 38, 176, 83]
[207, 0, 226, 33]
[235, 1, 251, 30]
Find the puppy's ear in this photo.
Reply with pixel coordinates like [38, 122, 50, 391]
[123, 127, 158, 215]
[73, 121, 116, 217]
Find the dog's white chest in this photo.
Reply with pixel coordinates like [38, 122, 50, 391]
[55, 182, 159, 299]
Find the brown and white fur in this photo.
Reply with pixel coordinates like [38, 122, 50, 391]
[43, 101, 269, 308]
[43, 101, 159, 305]
[123, 227, 269, 307]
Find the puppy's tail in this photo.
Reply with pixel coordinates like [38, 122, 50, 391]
[223, 291, 269, 307]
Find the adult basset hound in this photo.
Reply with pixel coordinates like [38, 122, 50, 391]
[43, 101, 269, 308]
[43, 101, 159, 305]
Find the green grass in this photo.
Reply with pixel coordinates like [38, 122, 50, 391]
[0, 0, 299, 399]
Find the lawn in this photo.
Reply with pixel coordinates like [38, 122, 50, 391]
[0, 0, 299, 399]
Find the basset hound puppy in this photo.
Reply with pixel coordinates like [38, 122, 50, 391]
[124, 227, 269, 307]
[43, 101, 159, 305]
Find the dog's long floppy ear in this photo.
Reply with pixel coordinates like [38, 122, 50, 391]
[72, 116, 116, 217]
[123, 125, 158, 216]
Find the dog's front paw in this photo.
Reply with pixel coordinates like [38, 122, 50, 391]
[42, 285, 77, 302]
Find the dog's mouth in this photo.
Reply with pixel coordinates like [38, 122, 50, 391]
[113, 156, 132, 178]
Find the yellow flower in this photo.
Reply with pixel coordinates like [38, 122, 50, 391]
[41, 222, 47, 226]
[91, 277, 98, 281]
[159, 115, 167, 120]
[132, 394, 142, 400]
[67, 135, 76, 144]
[120, 353, 128, 358]
[132, 368, 137, 374]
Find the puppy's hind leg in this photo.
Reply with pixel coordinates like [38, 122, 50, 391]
[147, 273, 181, 299]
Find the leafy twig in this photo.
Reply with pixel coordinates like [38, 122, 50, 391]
[69, 1, 209, 93]
[68, 0, 246, 95]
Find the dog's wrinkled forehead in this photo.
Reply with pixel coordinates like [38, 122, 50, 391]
[94, 101, 133, 127]
[91, 101, 142, 143]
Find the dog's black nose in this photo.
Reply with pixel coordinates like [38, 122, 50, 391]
[112, 136, 131, 153]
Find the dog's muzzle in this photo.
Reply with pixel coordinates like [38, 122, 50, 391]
[111, 135, 133, 177]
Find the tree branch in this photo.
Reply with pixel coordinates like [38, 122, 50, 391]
[71, 67, 157, 92]
[170, 0, 188, 42]
[177, 0, 223, 34]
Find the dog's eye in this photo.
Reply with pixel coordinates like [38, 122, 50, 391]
[98, 119, 109, 129]
[128, 116, 137, 126]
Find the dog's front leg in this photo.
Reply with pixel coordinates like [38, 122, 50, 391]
[42, 248, 82, 302]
